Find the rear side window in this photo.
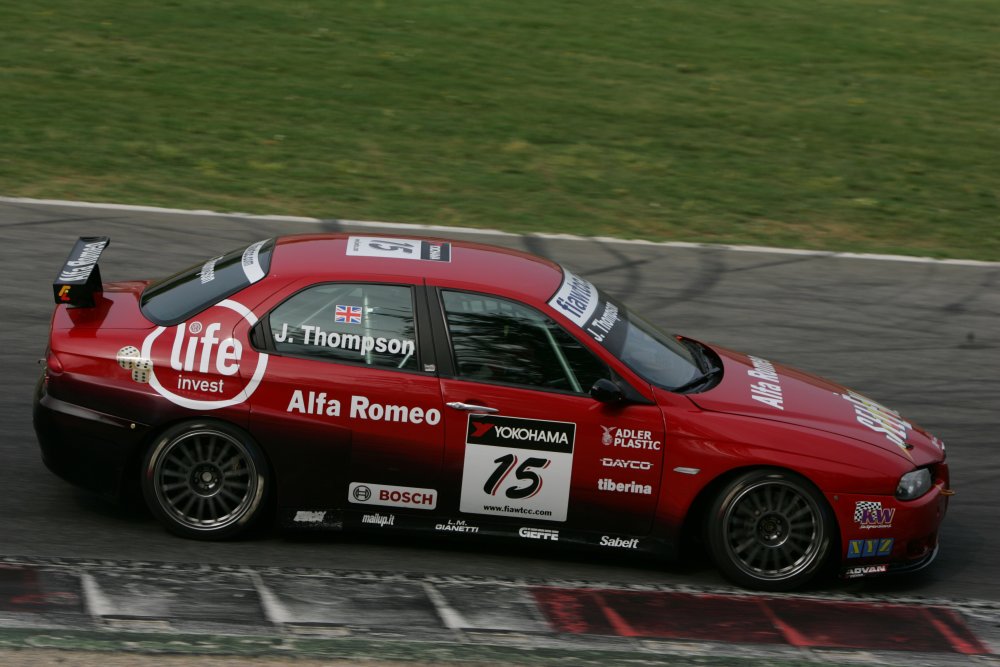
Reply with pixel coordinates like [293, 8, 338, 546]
[267, 283, 418, 371]
[141, 239, 275, 325]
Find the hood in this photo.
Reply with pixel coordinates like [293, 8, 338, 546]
[687, 344, 945, 466]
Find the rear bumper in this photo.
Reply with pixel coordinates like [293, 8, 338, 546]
[33, 375, 150, 499]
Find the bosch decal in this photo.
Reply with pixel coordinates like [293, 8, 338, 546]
[460, 415, 575, 522]
[349, 482, 437, 510]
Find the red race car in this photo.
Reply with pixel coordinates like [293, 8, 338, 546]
[35, 234, 950, 590]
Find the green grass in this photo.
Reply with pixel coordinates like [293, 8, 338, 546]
[1, 1, 998, 259]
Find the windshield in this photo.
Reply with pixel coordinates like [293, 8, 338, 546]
[547, 268, 703, 390]
[140, 239, 275, 325]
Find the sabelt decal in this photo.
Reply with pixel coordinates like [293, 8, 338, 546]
[346, 236, 451, 262]
[600, 535, 639, 549]
[120, 299, 267, 410]
[460, 415, 575, 522]
[349, 482, 437, 510]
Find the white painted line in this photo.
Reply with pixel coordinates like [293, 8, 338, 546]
[422, 581, 470, 631]
[2, 195, 997, 267]
[78, 572, 116, 619]
[248, 571, 294, 626]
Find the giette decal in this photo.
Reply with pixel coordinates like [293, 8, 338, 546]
[122, 300, 267, 410]
[519, 527, 559, 541]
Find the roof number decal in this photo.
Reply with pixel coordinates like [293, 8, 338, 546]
[347, 236, 451, 262]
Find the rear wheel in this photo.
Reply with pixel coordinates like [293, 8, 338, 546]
[141, 421, 268, 539]
[706, 469, 833, 591]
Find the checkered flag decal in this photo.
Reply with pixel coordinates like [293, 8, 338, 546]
[854, 501, 881, 523]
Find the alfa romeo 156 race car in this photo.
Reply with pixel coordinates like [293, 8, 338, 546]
[35, 234, 950, 590]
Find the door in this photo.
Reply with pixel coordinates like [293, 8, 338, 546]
[248, 281, 445, 517]
[434, 289, 665, 537]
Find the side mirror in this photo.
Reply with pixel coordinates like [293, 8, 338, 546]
[590, 378, 624, 403]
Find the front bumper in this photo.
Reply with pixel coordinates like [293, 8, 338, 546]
[33, 375, 150, 499]
[830, 475, 949, 580]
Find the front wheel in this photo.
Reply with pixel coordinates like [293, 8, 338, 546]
[706, 469, 834, 591]
[141, 421, 269, 540]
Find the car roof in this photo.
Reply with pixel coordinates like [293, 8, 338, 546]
[269, 233, 565, 303]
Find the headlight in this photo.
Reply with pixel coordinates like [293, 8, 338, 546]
[896, 468, 932, 500]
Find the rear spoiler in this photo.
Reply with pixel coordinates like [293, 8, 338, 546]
[53, 236, 111, 307]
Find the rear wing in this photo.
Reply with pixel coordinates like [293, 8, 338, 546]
[53, 236, 110, 307]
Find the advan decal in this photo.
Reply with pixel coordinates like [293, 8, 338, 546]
[460, 414, 575, 522]
[118, 299, 268, 410]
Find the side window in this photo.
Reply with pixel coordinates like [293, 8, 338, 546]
[268, 283, 418, 371]
[441, 290, 609, 393]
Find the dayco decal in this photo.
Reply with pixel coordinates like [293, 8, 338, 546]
[467, 415, 575, 453]
[747, 356, 784, 410]
[600, 426, 660, 451]
[600, 536, 639, 549]
[435, 519, 479, 534]
[600, 458, 653, 471]
[361, 512, 395, 527]
[598, 478, 653, 495]
[349, 482, 437, 510]
[286, 390, 441, 425]
[519, 527, 559, 541]
[122, 299, 268, 410]
[853, 501, 895, 529]
[273, 322, 415, 358]
[840, 390, 912, 454]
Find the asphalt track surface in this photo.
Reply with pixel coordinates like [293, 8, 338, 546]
[2, 198, 998, 604]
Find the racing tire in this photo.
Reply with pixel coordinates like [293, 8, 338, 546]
[706, 469, 833, 591]
[141, 420, 269, 540]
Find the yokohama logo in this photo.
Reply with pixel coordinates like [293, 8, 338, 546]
[466, 415, 575, 454]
